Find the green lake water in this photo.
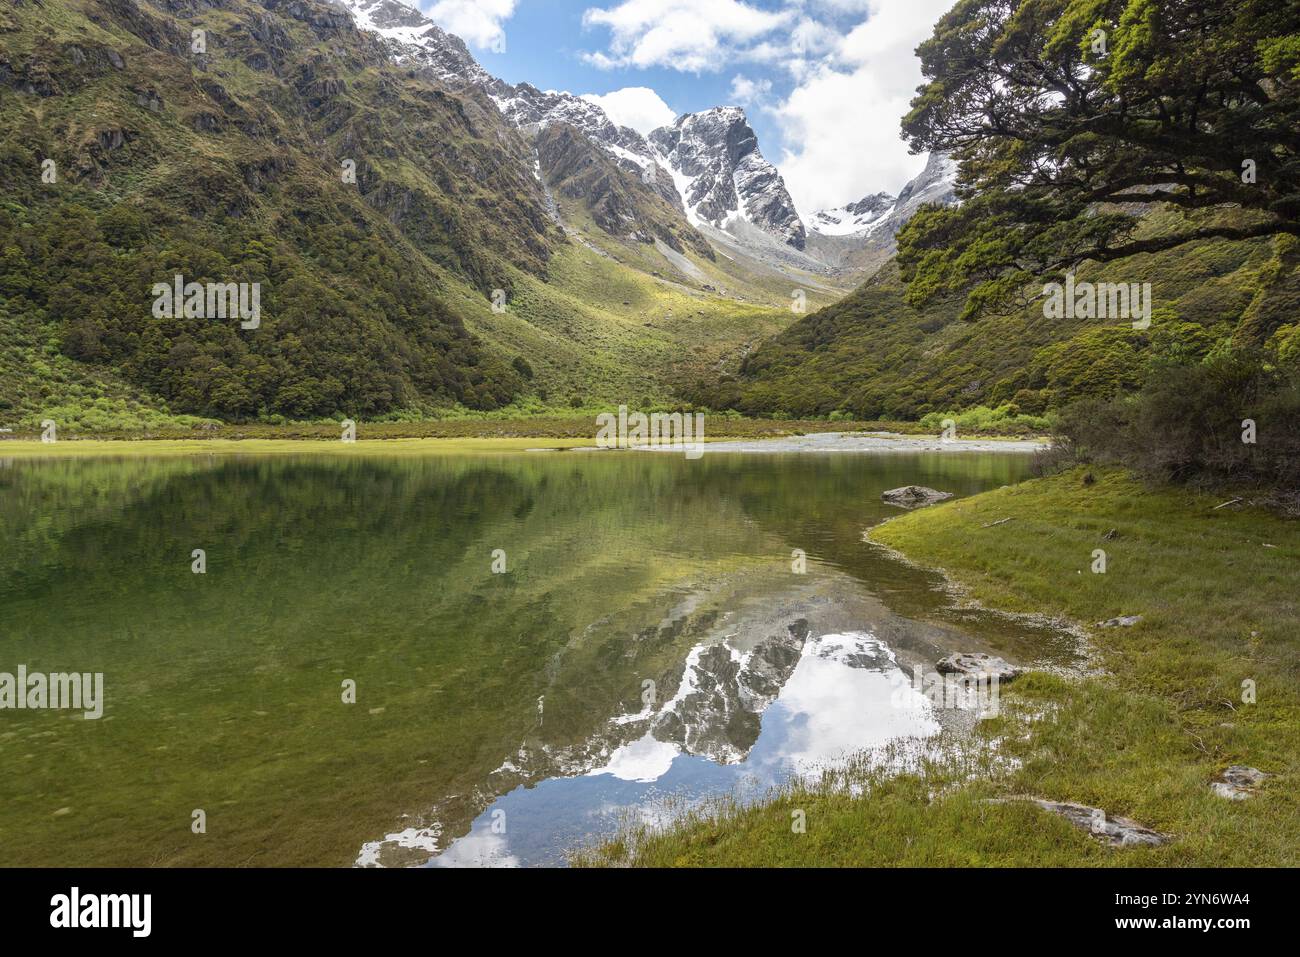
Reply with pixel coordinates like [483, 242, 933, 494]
[0, 449, 1075, 867]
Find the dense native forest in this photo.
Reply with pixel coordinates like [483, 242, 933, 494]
[0, 0, 556, 423]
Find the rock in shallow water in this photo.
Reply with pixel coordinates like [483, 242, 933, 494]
[936, 652, 1021, 682]
[881, 485, 954, 508]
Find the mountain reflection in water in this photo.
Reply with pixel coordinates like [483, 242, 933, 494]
[362, 576, 959, 868]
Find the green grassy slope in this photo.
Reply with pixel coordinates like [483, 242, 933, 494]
[441, 120, 846, 410]
[448, 235, 825, 410]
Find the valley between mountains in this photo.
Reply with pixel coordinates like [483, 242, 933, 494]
[0, 0, 961, 432]
[3, 0, 1296, 438]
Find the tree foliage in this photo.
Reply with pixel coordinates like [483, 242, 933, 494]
[692, 218, 1295, 420]
[1055, 348, 1300, 495]
[0, 195, 524, 420]
[899, 0, 1300, 319]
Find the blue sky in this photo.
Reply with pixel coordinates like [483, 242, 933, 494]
[477, 2, 785, 147]
[418, 0, 956, 215]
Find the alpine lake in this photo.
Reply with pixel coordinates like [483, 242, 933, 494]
[0, 446, 1079, 866]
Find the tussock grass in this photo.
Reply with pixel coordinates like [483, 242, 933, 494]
[583, 468, 1299, 866]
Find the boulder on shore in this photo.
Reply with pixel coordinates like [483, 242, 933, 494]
[935, 652, 1021, 682]
[1210, 765, 1269, 800]
[881, 486, 953, 508]
[1097, 615, 1143, 628]
[988, 798, 1171, 847]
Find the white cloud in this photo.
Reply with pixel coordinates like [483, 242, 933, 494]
[729, 74, 772, 105]
[577, 0, 953, 215]
[774, 0, 953, 215]
[424, 0, 518, 51]
[581, 87, 678, 135]
[581, 0, 792, 72]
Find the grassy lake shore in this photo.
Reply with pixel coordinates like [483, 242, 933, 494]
[0, 419, 1047, 458]
[579, 467, 1299, 867]
[0, 415, 1051, 447]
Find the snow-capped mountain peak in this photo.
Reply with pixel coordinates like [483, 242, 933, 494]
[337, 0, 496, 88]
[810, 192, 896, 237]
[649, 107, 806, 250]
[491, 84, 655, 166]
[809, 153, 958, 241]
[894, 152, 959, 215]
[334, 1, 812, 256]
[334, 0, 686, 206]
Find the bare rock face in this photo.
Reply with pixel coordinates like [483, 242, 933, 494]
[885, 152, 959, 232]
[649, 107, 806, 250]
[533, 124, 709, 256]
[991, 798, 1172, 847]
[936, 652, 1021, 682]
[1032, 800, 1171, 847]
[809, 191, 895, 236]
[810, 153, 958, 240]
[805, 153, 959, 267]
[1210, 765, 1269, 800]
[881, 485, 953, 508]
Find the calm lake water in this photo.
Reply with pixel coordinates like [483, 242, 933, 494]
[0, 450, 1075, 867]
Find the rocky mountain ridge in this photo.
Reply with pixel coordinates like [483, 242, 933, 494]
[326, 0, 964, 282]
[810, 154, 959, 241]
[649, 107, 806, 251]
[334, 1, 813, 254]
[805, 153, 960, 272]
[810, 191, 897, 237]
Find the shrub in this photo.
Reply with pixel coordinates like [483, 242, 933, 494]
[918, 405, 1054, 436]
[1054, 348, 1300, 495]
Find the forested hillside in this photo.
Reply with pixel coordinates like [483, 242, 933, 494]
[700, 214, 1300, 420]
[0, 0, 560, 423]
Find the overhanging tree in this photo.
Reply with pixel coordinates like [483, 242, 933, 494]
[897, 0, 1300, 320]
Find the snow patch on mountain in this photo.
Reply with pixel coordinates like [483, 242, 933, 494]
[649, 108, 806, 250]
[891, 152, 959, 221]
[337, 0, 496, 88]
[810, 192, 896, 237]
[493, 85, 651, 160]
[333, 1, 691, 207]
[334, 0, 848, 264]
[810, 153, 958, 240]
